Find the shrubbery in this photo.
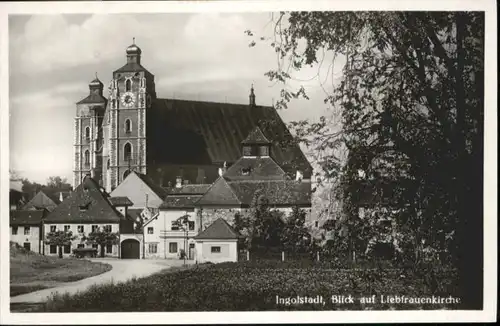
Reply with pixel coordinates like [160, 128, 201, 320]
[37, 261, 458, 312]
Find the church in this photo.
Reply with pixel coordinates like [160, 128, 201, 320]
[73, 40, 312, 194]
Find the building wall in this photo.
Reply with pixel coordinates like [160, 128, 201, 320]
[197, 206, 312, 231]
[43, 223, 120, 257]
[195, 240, 238, 263]
[110, 172, 163, 208]
[10, 225, 41, 254]
[144, 209, 197, 259]
[198, 208, 242, 232]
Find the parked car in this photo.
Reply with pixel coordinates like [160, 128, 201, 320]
[73, 247, 98, 258]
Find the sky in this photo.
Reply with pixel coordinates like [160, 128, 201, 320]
[9, 13, 340, 184]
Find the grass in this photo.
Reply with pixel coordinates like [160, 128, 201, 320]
[10, 242, 112, 297]
[33, 260, 459, 312]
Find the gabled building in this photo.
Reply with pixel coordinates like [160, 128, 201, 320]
[145, 127, 312, 262]
[193, 218, 241, 263]
[72, 42, 312, 195]
[143, 182, 210, 259]
[43, 175, 137, 258]
[10, 209, 48, 254]
[110, 170, 169, 232]
[194, 126, 313, 230]
[23, 190, 59, 212]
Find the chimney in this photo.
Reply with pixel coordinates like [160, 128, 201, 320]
[295, 170, 303, 182]
[175, 176, 182, 188]
[218, 161, 228, 177]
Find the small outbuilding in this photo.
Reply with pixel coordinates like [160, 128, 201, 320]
[193, 218, 240, 264]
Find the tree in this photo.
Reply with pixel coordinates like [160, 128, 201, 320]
[82, 227, 119, 258]
[281, 206, 311, 254]
[247, 12, 484, 308]
[245, 192, 285, 253]
[45, 230, 77, 258]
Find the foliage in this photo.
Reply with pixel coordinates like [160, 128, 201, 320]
[37, 261, 459, 312]
[240, 192, 286, 252]
[246, 11, 484, 308]
[9, 242, 111, 297]
[281, 206, 311, 253]
[16, 175, 72, 202]
[44, 230, 77, 258]
[82, 227, 119, 258]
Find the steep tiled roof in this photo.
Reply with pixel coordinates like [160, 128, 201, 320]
[108, 196, 133, 206]
[164, 184, 211, 195]
[76, 93, 106, 105]
[195, 178, 241, 206]
[223, 157, 286, 181]
[22, 191, 58, 212]
[127, 208, 143, 221]
[148, 99, 312, 178]
[159, 195, 203, 209]
[194, 218, 240, 240]
[44, 176, 124, 223]
[113, 62, 149, 73]
[241, 126, 270, 145]
[134, 172, 168, 198]
[10, 209, 47, 225]
[228, 180, 312, 206]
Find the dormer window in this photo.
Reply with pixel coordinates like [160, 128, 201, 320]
[242, 145, 252, 156]
[259, 145, 269, 157]
[79, 202, 91, 211]
[241, 167, 252, 176]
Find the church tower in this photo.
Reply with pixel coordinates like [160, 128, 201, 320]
[73, 76, 106, 189]
[102, 39, 156, 192]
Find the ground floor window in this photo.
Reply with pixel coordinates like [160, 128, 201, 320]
[50, 225, 56, 232]
[77, 225, 84, 233]
[149, 243, 158, 254]
[92, 244, 98, 249]
[211, 246, 221, 253]
[77, 244, 85, 249]
[64, 244, 71, 254]
[23, 242, 31, 251]
[169, 242, 177, 253]
[49, 245, 57, 254]
[106, 243, 113, 254]
[12, 226, 18, 235]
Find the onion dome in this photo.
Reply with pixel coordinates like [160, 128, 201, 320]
[126, 38, 142, 55]
[89, 76, 103, 88]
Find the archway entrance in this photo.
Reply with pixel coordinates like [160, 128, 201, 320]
[121, 239, 140, 259]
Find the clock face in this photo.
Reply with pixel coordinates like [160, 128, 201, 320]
[120, 92, 135, 107]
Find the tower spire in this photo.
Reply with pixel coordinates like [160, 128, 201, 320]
[249, 84, 256, 106]
[133, 37, 135, 45]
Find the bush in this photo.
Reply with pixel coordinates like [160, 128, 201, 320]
[36, 261, 459, 312]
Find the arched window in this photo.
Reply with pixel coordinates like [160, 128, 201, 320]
[85, 127, 90, 140]
[125, 119, 132, 133]
[84, 150, 90, 165]
[124, 143, 132, 162]
[125, 79, 132, 92]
